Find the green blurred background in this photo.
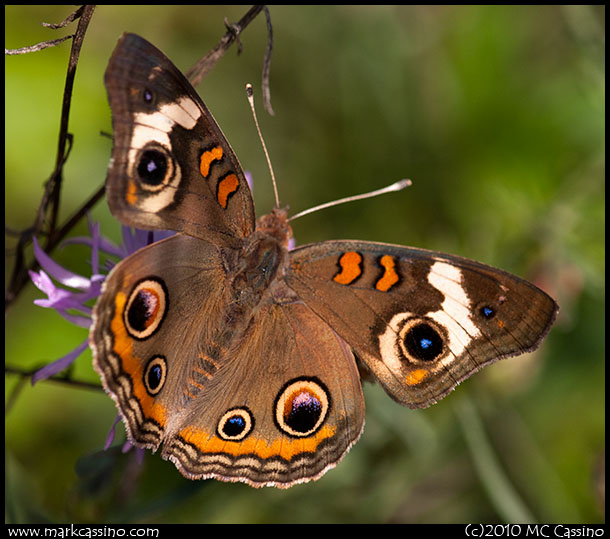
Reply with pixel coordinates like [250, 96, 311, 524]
[5, 5, 604, 524]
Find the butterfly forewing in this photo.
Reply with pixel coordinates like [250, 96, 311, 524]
[104, 33, 255, 246]
[287, 240, 558, 408]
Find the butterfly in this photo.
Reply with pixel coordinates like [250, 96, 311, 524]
[90, 33, 558, 488]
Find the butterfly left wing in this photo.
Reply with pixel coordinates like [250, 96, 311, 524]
[286, 240, 558, 409]
[104, 33, 255, 247]
[91, 232, 365, 488]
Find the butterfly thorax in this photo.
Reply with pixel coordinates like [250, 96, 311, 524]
[230, 207, 294, 311]
[253, 207, 293, 249]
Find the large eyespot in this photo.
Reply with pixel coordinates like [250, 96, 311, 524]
[135, 143, 175, 191]
[398, 317, 447, 363]
[274, 378, 330, 438]
[124, 278, 168, 340]
[143, 355, 167, 396]
[217, 407, 254, 441]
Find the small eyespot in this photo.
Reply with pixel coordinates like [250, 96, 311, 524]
[480, 305, 496, 319]
[124, 278, 168, 340]
[217, 408, 254, 441]
[142, 88, 154, 104]
[274, 378, 330, 438]
[143, 355, 167, 396]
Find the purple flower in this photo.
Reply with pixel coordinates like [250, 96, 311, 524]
[29, 218, 176, 458]
[29, 218, 171, 384]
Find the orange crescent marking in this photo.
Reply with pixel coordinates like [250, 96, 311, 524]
[217, 173, 239, 208]
[333, 251, 363, 285]
[405, 369, 428, 386]
[376, 255, 400, 292]
[126, 180, 138, 206]
[179, 424, 337, 460]
[199, 146, 223, 178]
[111, 291, 167, 427]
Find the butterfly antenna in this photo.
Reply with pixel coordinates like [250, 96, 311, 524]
[246, 83, 280, 208]
[289, 179, 412, 222]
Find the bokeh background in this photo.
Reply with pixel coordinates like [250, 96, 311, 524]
[5, 5, 604, 524]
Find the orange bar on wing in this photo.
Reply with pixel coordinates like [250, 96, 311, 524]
[179, 424, 337, 460]
[217, 173, 239, 208]
[126, 180, 138, 205]
[376, 255, 399, 292]
[199, 145, 223, 178]
[333, 251, 363, 285]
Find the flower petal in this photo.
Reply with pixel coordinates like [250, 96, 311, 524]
[31, 339, 89, 385]
[104, 415, 122, 450]
[33, 238, 91, 290]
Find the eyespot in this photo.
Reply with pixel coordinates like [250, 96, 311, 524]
[138, 149, 167, 186]
[143, 355, 167, 396]
[124, 277, 168, 340]
[142, 88, 154, 104]
[274, 378, 330, 438]
[402, 321, 445, 362]
[135, 143, 175, 191]
[396, 317, 447, 364]
[217, 407, 254, 441]
[479, 305, 496, 319]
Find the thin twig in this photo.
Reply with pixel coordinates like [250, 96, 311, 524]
[5, 35, 74, 55]
[261, 6, 274, 115]
[186, 5, 265, 87]
[41, 5, 86, 29]
[6, 364, 103, 393]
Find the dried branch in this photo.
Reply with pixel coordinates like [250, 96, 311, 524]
[5, 35, 74, 55]
[185, 4, 276, 116]
[186, 5, 265, 85]
[261, 6, 275, 116]
[5, 364, 103, 415]
[41, 5, 86, 29]
[5, 5, 97, 313]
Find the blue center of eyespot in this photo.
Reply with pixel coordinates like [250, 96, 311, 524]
[420, 338, 433, 349]
[481, 306, 495, 319]
[223, 415, 246, 436]
[148, 365, 162, 389]
[137, 150, 167, 185]
[143, 357, 166, 396]
[404, 323, 443, 361]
